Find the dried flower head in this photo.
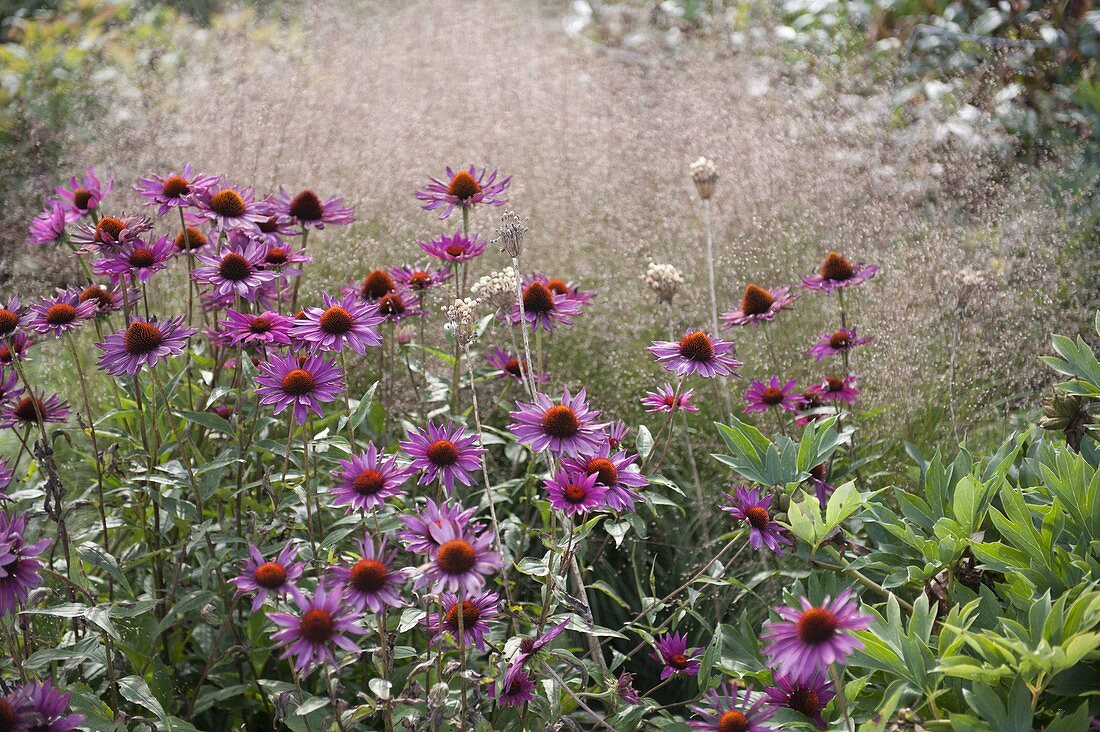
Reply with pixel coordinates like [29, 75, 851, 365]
[642, 262, 684, 305]
[445, 297, 480, 347]
[471, 267, 517, 312]
[689, 157, 718, 200]
[494, 210, 528, 258]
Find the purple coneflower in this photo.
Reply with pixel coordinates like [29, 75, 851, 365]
[495, 666, 535, 708]
[70, 213, 154, 254]
[651, 632, 702, 679]
[0, 512, 50, 615]
[485, 348, 545, 385]
[418, 230, 488, 263]
[15, 679, 85, 731]
[189, 180, 267, 231]
[607, 420, 628, 450]
[174, 224, 209, 252]
[807, 376, 860, 405]
[398, 499, 477, 555]
[0, 334, 31, 366]
[96, 317, 196, 377]
[509, 389, 606, 457]
[513, 618, 569, 667]
[56, 167, 112, 220]
[400, 423, 485, 495]
[808, 327, 872, 361]
[764, 671, 835, 730]
[255, 352, 344, 424]
[375, 287, 420, 322]
[796, 389, 828, 427]
[329, 535, 409, 614]
[545, 469, 606, 516]
[425, 591, 501, 650]
[268, 585, 366, 672]
[416, 520, 502, 596]
[642, 383, 697, 413]
[721, 486, 792, 555]
[562, 448, 647, 512]
[744, 376, 804, 414]
[688, 682, 773, 732]
[192, 234, 277, 302]
[275, 187, 354, 229]
[541, 275, 596, 307]
[329, 442, 413, 513]
[134, 163, 218, 215]
[0, 458, 11, 495]
[510, 279, 581, 332]
[355, 269, 397, 302]
[93, 234, 175, 284]
[721, 284, 797, 327]
[614, 672, 642, 705]
[2, 394, 71, 429]
[0, 368, 22, 406]
[77, 283, 130, 316]
[219, 309, 294, 347]
[648, 330, 742, 379]
[761, 589, 872, 680]
[27, 200, 68, 245]
[415, 165, 511, 219]
[293, 291, 383, 354]
[391, 264, 451, 291]
[229, 543, 305, 613]
[27, 290, 97, 338]
[801, 251, 878, 294]
[0, 688, 31, 729]
[261, 240, 311, 275]
[0, 298, 22, 338]
[807, 464, 835, 509]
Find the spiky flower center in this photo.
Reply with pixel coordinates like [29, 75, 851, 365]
[175, 227, 207, 250]
[249, 316, 273, 334]
[210, 189, 247, 218]
[219, 252, 252, 281]
[96, 216, 125, 243]
[258, 215, 279, 234]
[129, 247, 155, 268]
[350, 558, 388, 593]
[745, 505, 770, 530]
[825, 377, 845, 393]
[426, 439, 459, 467]
[125, 322, 165, 355]
[444, 243, 467, 258]
[448, 170, 481, 201]
[80, 285, 114, 309]
[519, 637, 536, 654]
[0, 698, 17, 730]
[717, 710, 751, 732]
[162, 176, 190, 197]
[445, 599, 481, 630]
[820, 252, 854, 281]
[667, 652, 690, 669]
[378, 293, 406, 316]
[44, 303, 77, 325]
[761, 387, 785, 406]
[829, 331, 850, 350]
[362, 270, 395, 300]
[803, 390, 823, 408]
[352, 469, 385, 495]
[319, 306, 354, 335]
[504, 357, 522, 376]
[72, 187, 94, 210]
[541, 405, 580, 439]
[289, 189, 323, 221]
[788, 686, 821, 716]
[563, 483, 588, 503]
[678, 331, 715, 362]
[810, 463, 827, 480]
[437, 539, 477, 575]
[522, 282, 555, 314]
[300, 608, 334, 643]
[281, 368, 316, 396]
[546, 278, 569, 295]
[585, 457, 617, 485]
[265, 247, 288, 265]
[0, 309, 17, 335]
[797, 607, 839, 644]
[741, 284, 775, 315]
[254, 561, 287, 589]
[409, 271, 432, 289]
[13, 397, 45, 423]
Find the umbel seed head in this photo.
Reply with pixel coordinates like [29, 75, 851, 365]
[494, 210, 528, 259]
[689, 157, 718, 200]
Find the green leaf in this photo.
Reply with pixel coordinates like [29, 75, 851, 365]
[178, 410, 233, 434]
[119, 676, 172, 731]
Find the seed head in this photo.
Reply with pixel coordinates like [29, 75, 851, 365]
[689, 157, 718, 200]
[493, 210, 528, 258]
[642, 262, 684, 305]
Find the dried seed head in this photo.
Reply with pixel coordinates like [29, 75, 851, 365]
[689, 157, 718, 200]
[493, 210, 528, 258]
[642, 262, 684, 305]
[471, 267, 517, 311]
[444, 297, 480, 347]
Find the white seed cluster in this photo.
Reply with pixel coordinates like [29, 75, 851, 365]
[689, 156, 718, 199]
[471, 267, 518, 311]
[642, 262, 684, 305]
[444, 297, 480, 346]
[493, 210, 528, 258]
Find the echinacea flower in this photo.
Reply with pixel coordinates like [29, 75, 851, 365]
[425, 591, 501, 650]
[510, 280, 582, 332]
[219, 309, 294, 347]
[688, 682, 773, 732]
[540, 275, 596, 307]
[96, 317, 197, 377]
[721, 284, 797, 327]
[134, 163, 218, 215]
[174, 225, 209, 252]
[651, 632, 702, 679]
[14, 679, 85, 732]
[801, 251, 878, 294]
[400, 423, 485, 495]
[391, 264, 451, 291]
[27, 290, 98, 338]
[93, 234, 175, 284]
[562, 447, 647, 512]
[268, 585, 366, 673]
[415, 520, 502, 596]
[807, 376, 860, 405]
[806, 464, 835, 509]
[261, 240, 310, 274]
[545, 469, 606, 516]
[607, 420, 628, 450]
[77, 283, 131, 316]
[494, 666, 535, 708]
[0, 512, 50, 615]
[721, 486, 792, 555]
[375, 287, 421, 322]
[513, 618, 569, 667]
[485, 348, 545, 385]
[743, 376, 804, 414]
[795, 389, 828, 427]
[418, 230, 489, 263]
[255, 352, 344, 424]
[56, 167, 113, 220]
[293, 291, 383, 354]
[0, 368, 23, 407]
[509, 389, 607, 457]
[398, 499, 477, 555]
[2, 394, 71, 429]
[764, 671, 835, 730]
[808, 327, 872, 361]
[761, 589, 872, 680]
[356, 269, 397, 302]
[329, 535, 409, 614]
[275, 187, 355, 229]
[0, 334, 31, 366]
[0, 298, 24, 338]
[0, 686, 32, 728]
[0, 458, 12, 495]
[192, 234, 278, 302]
[614, 672, 642, 705]
[642, 383, 697, 413]
[70, 213, 154, 254]
[648, 330, 742, 379]
[27, 200, 68, 245]
[229, 543, 305, 613]
[329, 442, 413, 512]
[415, 165, 511, 219]
[189, 180, 268, 231]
